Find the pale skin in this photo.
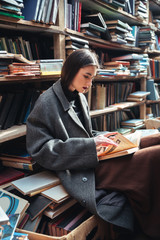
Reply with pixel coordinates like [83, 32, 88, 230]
[68, 65, 118, 158]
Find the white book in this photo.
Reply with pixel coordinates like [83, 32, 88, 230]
[11, 171, 60, 195]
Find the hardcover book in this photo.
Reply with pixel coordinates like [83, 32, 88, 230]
[1, 213, 20, 240]
[97, 131, 141, 160]
[11, 171, 60, 195]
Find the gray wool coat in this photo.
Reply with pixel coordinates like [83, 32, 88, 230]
[26, 79, 134, 231]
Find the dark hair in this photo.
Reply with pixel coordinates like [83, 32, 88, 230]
[61, 49, 99, 88]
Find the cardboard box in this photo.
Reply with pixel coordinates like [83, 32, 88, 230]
[16, 215, 111, 240]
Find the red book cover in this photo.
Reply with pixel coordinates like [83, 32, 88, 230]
[78, 2, 82, 32]
[0, 167, 24, 186]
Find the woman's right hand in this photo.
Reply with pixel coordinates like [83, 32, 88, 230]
[94, 132, 118, 147]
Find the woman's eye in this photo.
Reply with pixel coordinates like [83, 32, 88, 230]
[84, 75, 89, 79]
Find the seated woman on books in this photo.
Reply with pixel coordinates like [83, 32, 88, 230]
[26, 49, 160, 240]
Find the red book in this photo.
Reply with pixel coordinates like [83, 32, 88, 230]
[78, 2, 82, 32]
[0, 167, 24, 186]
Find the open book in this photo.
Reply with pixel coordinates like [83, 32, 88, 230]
[97, 131, 141, 160]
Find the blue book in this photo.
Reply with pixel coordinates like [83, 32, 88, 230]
[1, 214, 20, 240]
[146, 79, 159, 100]
[22, 0, 40, 21]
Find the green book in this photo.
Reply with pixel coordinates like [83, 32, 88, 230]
[0, 11, 24, 19]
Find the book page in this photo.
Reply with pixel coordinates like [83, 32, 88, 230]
[97, 131, 141, 157]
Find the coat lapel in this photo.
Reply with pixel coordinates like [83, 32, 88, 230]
[52, 80, 90, 135]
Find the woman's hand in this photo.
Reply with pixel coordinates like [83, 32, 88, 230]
[94, 132, 118, 147]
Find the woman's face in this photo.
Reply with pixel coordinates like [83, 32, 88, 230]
[69, 65, 97, 93]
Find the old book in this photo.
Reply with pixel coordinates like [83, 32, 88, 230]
[27, 195, 53, 221]
[121, 119, 144, 127]
[1, 160, 39, 171]
[0, 189, 29, 218]
[11, 171, 60, 195]
[0, 167, 24, 186]
[127, 91, 150, 98]
[22, 214, 42, 232]
[97, 131, 141, 160]
[0, 206, 9, 225]
[44, 198, 77, 219]
[41, 184, 69, 203]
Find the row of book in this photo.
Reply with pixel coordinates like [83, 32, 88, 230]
[0, 35, 53, 61]
[89, 82, 134, 110]
[0, 88, 41, 130]
[22, 0, 60, 25]
[0, 169, 92, 237]
[148, 58, 160, 79]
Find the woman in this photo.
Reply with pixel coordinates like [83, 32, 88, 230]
[26, 49, 160, 239]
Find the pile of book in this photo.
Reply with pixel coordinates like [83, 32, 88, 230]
[138, 25, 156, 50]
[0, 170, 92, 237]
[0, 88, 41, 130]
[121, 118, 144, 129]
[80, 12, 111, 41]
[0, 0, 24, 19]
[8, 62, 41, 76]
[22, 0, 60, 25]
[126, 91, 150, 102]
[135, 0, 148, 21]
[99, 60, 131, 77]
[105, 20, 135, 46]
[36, 59, 63, 75]
[65, 35, 89, 56]
[111, 53, 149, 77]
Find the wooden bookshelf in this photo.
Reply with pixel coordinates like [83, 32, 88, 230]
[65, 28, 143, 52]
[0, 125, 26, 143]
[0, 74, 60, 84]
[80, 0, 148, 26]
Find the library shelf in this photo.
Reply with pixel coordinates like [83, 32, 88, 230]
[94, 76, 147, 83]
[0, 16, 64, 34]
[90, 101, 145, 118]
[65, 28, 142, 53]
[0, 74, 60, 84]
[0, 125, 26, 143]
[80, 0, 148, 26]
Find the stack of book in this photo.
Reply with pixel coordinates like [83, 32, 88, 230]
[0, 170, 92, 237]
[101, 60, 131, 77]
[65, 35, 89, 56]
[0, 51, 13, 76]
[135, 0, 148, 21]
[8, 62, 40, 76]
[138, 25, 156, 50]
[0, 0, 24, 19]
[111, 53, 149, 77]
[81, 12, 111, 41]
[22, 0, 60, 25]
[121, 118, 144, 129]
[126, 91, 150, 102]
[105, 20, 135, 45]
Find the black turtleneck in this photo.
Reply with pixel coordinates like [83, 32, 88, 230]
[62, 84, 85, 127]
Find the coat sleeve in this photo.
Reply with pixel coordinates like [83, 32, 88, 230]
[26, 96, 99, 171]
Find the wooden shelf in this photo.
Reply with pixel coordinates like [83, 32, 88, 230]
[0, 125, 26, 143]
[65, 28, 142, 52]
[0, 16, 64, 35]
[146, 99, 160, 104]
[90, 101, 145, 117]
[0, 74, 60, 84]
[94, 75, 146, 82]
[80, 0, 148, 26]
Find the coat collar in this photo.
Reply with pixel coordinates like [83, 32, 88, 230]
[52, 79, 91, 135]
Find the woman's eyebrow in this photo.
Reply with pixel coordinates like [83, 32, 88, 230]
[85, 72, 96, 77]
